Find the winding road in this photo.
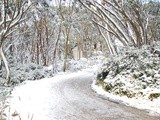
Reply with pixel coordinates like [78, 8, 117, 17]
[9, 71, 160, 120]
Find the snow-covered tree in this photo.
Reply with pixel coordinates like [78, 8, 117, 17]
[0, 0, 29, 83]
[77, 0, 160, 54]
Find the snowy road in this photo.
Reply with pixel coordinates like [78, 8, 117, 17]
[8, 71, 160, 120]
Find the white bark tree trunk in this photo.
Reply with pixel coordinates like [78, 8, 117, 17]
[0, 46, 10, 83]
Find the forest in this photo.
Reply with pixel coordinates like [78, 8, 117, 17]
[0, 0, 160, 120]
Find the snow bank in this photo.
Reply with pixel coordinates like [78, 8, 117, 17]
[92, 80, 160, 116]
[92, 43, 160, 116]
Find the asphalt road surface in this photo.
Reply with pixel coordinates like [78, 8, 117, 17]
[9, 71, 160, 120]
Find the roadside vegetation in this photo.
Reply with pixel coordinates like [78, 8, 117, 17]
[96, 42, 160, 101]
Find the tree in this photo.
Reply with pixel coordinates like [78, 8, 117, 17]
[0, 0, 29, 84]
[77, 0, 159, 54]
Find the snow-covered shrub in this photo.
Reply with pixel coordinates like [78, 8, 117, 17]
[67, 58, 88, 71]
[65, 52, 105, 72]
[5, 63, 54, 85]
[96, 42, 160, 101]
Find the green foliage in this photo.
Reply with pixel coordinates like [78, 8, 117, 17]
[148, 93, 160, 101]
[96, 79, 104, 86]
[142, 84, 146, 89]
[119, 88, 136, 98]
[104, 83, 112, 91]
[96, 79, 112, 92]
[132, 74, 139, 79]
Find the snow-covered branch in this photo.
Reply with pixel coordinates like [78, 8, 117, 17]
[0, 0, 30, 83]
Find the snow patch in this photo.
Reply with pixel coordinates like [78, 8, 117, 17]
[92, 80, 160, 116]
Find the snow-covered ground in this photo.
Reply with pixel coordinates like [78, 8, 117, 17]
[6, 66, 160, 120]
[92, 80, 160, 116]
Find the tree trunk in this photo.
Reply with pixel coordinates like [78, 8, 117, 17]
[0, 46, 10, 84]
[63, 26, 71, 72]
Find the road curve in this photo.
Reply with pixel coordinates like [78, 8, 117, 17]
[9, 71, 160, 120]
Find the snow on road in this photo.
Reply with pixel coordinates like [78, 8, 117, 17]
[5, 66, 160, 120]
[6, 69, 97, 120]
